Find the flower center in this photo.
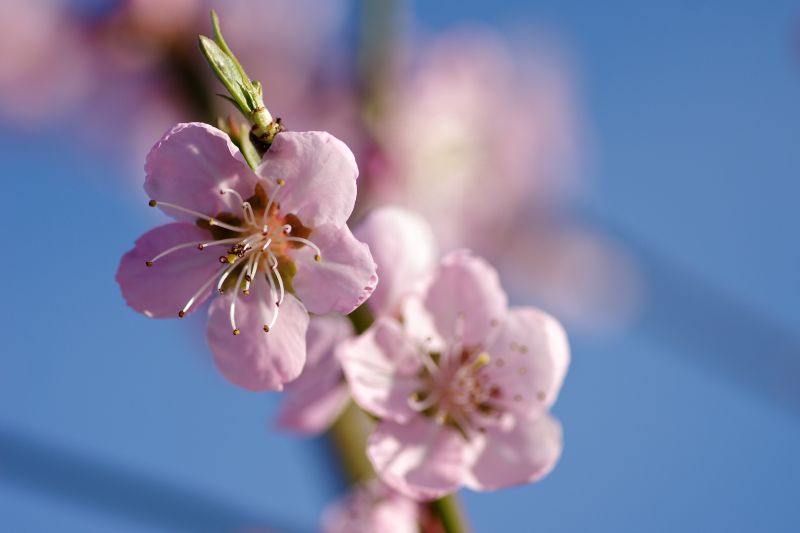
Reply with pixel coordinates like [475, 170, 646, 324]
[407, 316, 534, 439]
[144, 177, 321, 335]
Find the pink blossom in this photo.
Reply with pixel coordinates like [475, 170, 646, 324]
[338, 250, 569, 500]
[117, 123, 376, 391]
[353, 207, 437, 318]
[322, 480, 419, 533]
[370, 29, 578, 255]
[275, 315, 353, 434]
[274, 206, 436, 434]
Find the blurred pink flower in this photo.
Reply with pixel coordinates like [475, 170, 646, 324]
[275, 206, 436, 434]
[276, 315, 353, 434]
[322, 480, 419, 533]
[339, 250, 569, 500]
[370, 29, 578, 254]
[117, 123, 376, 391]
[0, 0, 93, 124]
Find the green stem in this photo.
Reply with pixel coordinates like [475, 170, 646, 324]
[327, 401, 375, 484]
[429, 494, 470, 533]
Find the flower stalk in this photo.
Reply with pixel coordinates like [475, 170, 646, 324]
[198, 11, 283, 153]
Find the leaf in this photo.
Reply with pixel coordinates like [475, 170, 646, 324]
[198, 35, 250, 116]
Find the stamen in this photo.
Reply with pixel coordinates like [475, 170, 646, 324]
[146, 240, 207, 265]
[178, 263, 232, 317]
[262, 178, 285, 225]
[219, 187, 244, 204]
[280, 236, 322, 260]
[268, 253, 285, 306]
[216, 258, 239, 293]
[262, 271, 280, 333]
[197, 237, 242, 251]
[419, 350, 440, 375]
[228, 262, 249, 334]
[470, 352, 491, 371]
[242, 202, 256, 227]
[150, 200, 247, 233]
[409, 390, 440, 412]
[243, 252, 261, 294]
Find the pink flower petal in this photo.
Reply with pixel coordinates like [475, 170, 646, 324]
[291, 224, 377, 315]
[116, 223, 219, 318]
[422, 250, 508, 347]
[464, 414, 563, 491]
[207, 279, 308, 391]
[483, 307, 570, 418]
[354, 206, 437, 317]
[338, 318, 422, 423]
[256, 131, 358, 228]
[367, 418, 467, 501]
[277, 315, 353, 434]
[144, 122, 257, 221]
[322, 480, 419, 533]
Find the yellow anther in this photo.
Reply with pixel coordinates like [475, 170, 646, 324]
[145, 261, 154, 267]
[232, 329, 241, 336]
[263, 325, 270, 332]
[276, 178, 285, 186]
[148, 200, 157, 207]
[243, 289, 250, 295]
[226, 254, 237, 264]
[314, 254, 322, 262]
[471, 352, 491, 370]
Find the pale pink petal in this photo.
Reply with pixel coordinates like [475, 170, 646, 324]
[207, 279, 308, 391]
[256, 131, 358, 228]
[367, 418, 467, 501]
[116, 223, 219, 318]
[291, 224, 377, 315]
[322, 480, 419, 533]
[277, 315, 353, 434]
[483, 307, 570, 418]
[422, 250, 508, 346]
[354, 206, 437, 317]
[464, 414, 563, 491]
[144, 123, 257, 221]
[277, 382, 350, 435]
[338, 318, 422, 423]
[399, 296, 447, 354]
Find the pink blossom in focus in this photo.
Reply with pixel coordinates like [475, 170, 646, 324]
[322, 480, 419, 533]
[275, 206, 437, 434]
[276, 315, 353, 434]
[339, 250, 569, 500]
[117, 123, 376, 391]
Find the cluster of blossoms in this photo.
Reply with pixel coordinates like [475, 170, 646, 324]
[115, 10, 571, 532]
[116, 122, 569, 508]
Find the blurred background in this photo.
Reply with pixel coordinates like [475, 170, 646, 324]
[1, 0, 799, 531]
